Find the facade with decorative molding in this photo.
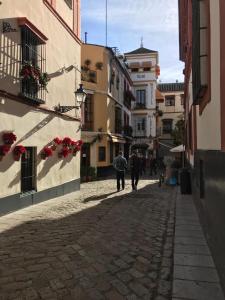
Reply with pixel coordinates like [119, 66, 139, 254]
[124, 46, 160, 156]
[0, 0, 82, 215]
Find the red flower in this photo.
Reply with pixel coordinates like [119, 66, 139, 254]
[62, 137, 72, 146]
[77, 140, 83, 146]
[0, 145, 11, 156]
[71, 140, 77, 146]
[3, 132, 17, 145]
[41, 147, 53, 159]
[13, 145, 26, 155]
[53, 137, 62, 145]
[61, 147, 70, 157]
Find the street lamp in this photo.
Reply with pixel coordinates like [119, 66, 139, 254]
[54, 84, 87, 113]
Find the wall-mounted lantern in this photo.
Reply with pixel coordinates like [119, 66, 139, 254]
[54, 84, 87, 113]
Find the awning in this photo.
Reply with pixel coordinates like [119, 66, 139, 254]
[128, 62, 140, 68]
[170, 144, 185, 152]
[141, 61, 152, 68]
[108, 134, 126, 144]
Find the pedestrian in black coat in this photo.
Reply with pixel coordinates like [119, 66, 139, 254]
[130, 151, 141, 191]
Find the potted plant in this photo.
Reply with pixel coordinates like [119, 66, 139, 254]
[95, 62, 103, 70]
[51, 137, 62, 151]
[62, 137, 72, 147]
[13, 145, 26, 161]
[41, 147, 53, 160]
[58, 147, 70, 158]
[2, 132, 17, 145]
[0, 145, 11, 161]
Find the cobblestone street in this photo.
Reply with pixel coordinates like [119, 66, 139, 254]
[0, 178, 176, 300]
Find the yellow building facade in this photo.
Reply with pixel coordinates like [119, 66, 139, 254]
[81, 44, 133, 177]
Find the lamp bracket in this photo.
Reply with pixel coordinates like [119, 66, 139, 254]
[54, 105, 80, 113]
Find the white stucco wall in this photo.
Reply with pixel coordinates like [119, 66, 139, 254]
[196, 0, 221, 150]
[0, 0, 81, 198]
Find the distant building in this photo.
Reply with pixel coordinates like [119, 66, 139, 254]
[124, 45, 160, 156]
[0, 0, 82, 215]
[157, 83, 184, 157]
[81, 44, 134, 178]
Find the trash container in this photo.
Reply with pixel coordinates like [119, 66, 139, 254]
[180, 168, 192, 194]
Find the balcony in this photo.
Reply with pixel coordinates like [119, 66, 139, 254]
[123, 90, 135, 109]
[20, 79, 46, 104]
[134, 103, 146, 110]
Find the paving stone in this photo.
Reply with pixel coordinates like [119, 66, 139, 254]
[174, 265, 220, 282]
[174, 253, 214, 268]
[0, 179, 177, 300]
[173, 279, 224, 300]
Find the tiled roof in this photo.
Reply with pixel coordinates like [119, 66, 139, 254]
[158, 83, 184, 92]
[125, 47, 157, 55]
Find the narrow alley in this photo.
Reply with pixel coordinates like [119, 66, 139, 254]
[0, 179, 175, 300]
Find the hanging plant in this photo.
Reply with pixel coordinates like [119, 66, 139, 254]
[0, 145, 11, 161]
[62, 137, 72, 147]
[58, 147, 70, 158]
[84, 59, 91, 66]
[20, 62, 50, 91]
[2, 132, 17, 145]
[51, 137, 62, 150]
[13, 145, 26, 161]
[95, 62, 103, 70]
[41, 147, 53, 160]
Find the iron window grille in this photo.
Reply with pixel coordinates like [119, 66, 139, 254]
[21, 26, 46, 104]
[21, 147, 37, 193]
[98, 146, 106, 162]
[115, 107, 122, 134]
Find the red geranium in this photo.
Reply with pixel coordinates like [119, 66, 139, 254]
[53, 137, 62, 145]
[0, 145, 10, 156]
[3, 132, 17, 145]
[61, 147, 70, 158]
[77, 140, 83, 146]
[62, 137, 72, 146]
[41, 147, 53, 159]
[13, 145, 26, 155]
[71, 140, 77, 146]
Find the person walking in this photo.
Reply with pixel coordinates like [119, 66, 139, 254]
[149, 155, 157, 176]
[130, 150, 141, 191]
[113, 151, 127, 192]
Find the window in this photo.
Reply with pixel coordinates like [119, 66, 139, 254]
[136, 90, 146, 108]
[21, 147, 36, 193]
[165, 95, 175, 106]
[21, 26, 46, 104]
[162, 119, 173, 134]
[192, 0, 209, 104]
[180, 94, 184, 106]
[98, 147, 106, 161]
[83, 94, 93, 131]
[143, 67, 151, 71]
[136, 118, 146, 131]
[115, 107, 122, 134]
[64, 0, 72, 9]
[110, 142, 113, 163]
[131, 68, 139, 72]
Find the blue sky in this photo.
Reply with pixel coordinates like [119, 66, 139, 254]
[81, 0, 184, 83]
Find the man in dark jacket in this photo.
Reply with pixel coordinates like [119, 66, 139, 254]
[113, 151, 127, 191]
[130, 150, 141, 191]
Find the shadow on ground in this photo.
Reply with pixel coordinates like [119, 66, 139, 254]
[0, 182, 175, 300]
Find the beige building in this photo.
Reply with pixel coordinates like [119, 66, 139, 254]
[124, 46, 159, 156]
[0, 0, 83, 215]
[81, 44, 134, 177]
[157, 83, 184, 156]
